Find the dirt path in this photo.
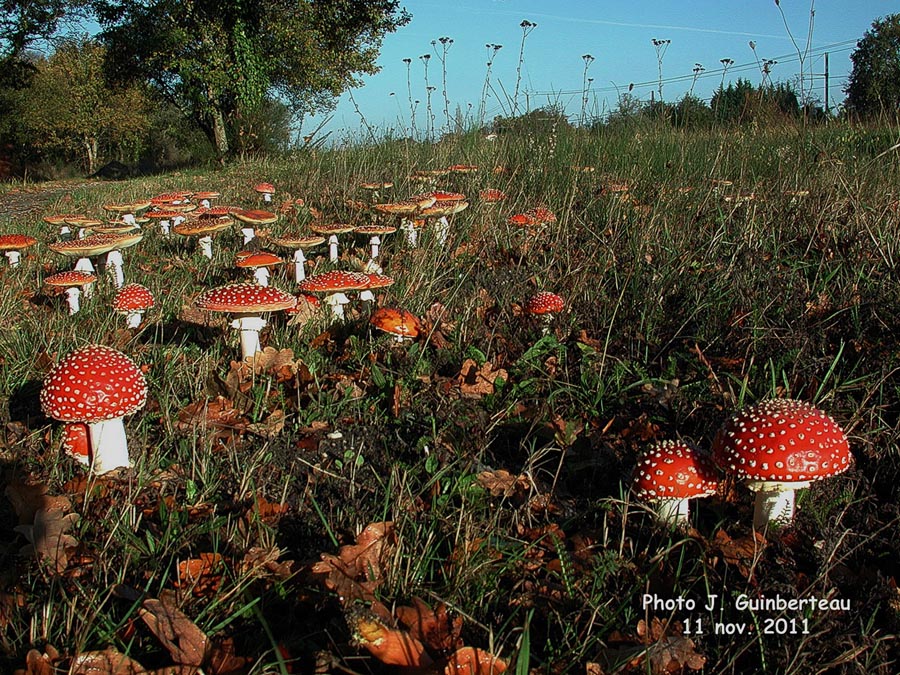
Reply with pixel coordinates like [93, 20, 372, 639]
[0, 180, 98, 221]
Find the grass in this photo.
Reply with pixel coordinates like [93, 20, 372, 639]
[1, 119, 899, 673]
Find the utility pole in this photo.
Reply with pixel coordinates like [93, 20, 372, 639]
[824, 52, 830, 115]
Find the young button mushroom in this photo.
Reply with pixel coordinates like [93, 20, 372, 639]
[712, 398, 852, 530]
[113, 283, 155, 327]
[40, 345, 148, 474]
[195, 282, 297, 360]
[524, 291, 565, 335]
[632, 440, 719, 526]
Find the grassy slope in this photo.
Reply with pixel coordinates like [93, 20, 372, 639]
[0, 120, 899, 673]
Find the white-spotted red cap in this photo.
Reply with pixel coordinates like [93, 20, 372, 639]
[113, 284, 155, 312]
[62, 422, 90, 462]
[0, 234, 37, 250]
[712, 398, 852, 483]
[298, 270, 371, 294]
[254, 182, 275, 194]
[45, 270, 97, 287]
[40, 345, 148, 423]
[195, 283, 296, 313]
[524, 291, 565, 315]
[633, 440, 719, 500]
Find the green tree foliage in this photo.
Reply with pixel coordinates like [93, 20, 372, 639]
[711, 78, 799, 124]
[93, 0, 410, 159]
[17, 38, 149, 172]
[0, 0, 85, 56]
[845, 14, 900, 119]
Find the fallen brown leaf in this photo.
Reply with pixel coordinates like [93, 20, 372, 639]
[476, 469, 529, 499]
[395, 596, 464, 653]
[346, 605, 433, 667]
[443, 646, 508, 674]
[69, 647, 146, 675]
[14, 505, 80, 574]
[710, 529, 766, 580]
[139, 594, 209, 666]
[457, 359, 508, 399]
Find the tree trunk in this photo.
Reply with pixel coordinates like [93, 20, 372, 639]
[84, 137, 98, 175]
[208, 106, 230, 162]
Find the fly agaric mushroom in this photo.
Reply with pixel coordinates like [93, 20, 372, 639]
[359, 273, 395, 304]
[234, 209, 278, 244]
[370, 307, 423, 342]
[44, 270, 97, 315]
[113, 283, 154, 327]
[354, 224, 397, 263]
[62, 422, 90, 466]
[40, 345, 148, 474]
[174, 215, 233, 259]
[195, 283, 296, 360]
[298, 270, 370, 321]
[49, 231, 143, 289]
[266, 233, 325, 282]
[524, 291, 565, 334]
[0, 234, 37, 267]
[235, 251, 283, 286]
[310, 222, 356, 263]
[254, 182, 276, 203]
[632, 440, 719, 526]
[712, 398, 852, 529]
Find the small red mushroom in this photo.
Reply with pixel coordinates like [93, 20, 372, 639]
[523, 291, 565, 334]
[298, 271, 371, 321]
[40, 345, 148, 474]
[633, 440, 719, 526]
[113, 283, 155, 327]
[712, 398, 852, 529]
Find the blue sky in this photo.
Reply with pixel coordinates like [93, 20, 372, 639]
[304, 0, 895, 141]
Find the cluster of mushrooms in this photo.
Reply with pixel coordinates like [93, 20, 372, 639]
[632, 398, 852, 530]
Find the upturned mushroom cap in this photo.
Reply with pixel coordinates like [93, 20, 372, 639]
[360, 181, 394, 190]
[233, 209, 278, 225]
[633, 440, 719, 500]
[113, 284, 155, 312]
[712, 398, 852, 485]
[298, 270, 371, 294]
[370, 307, 423, 338]
[234, 252, 283, 269]
[195, 283, 297, 313]
[174, 216, 233, 236]
[0, 234, 37, 251]
[447, 164, 478, 173]
[310, 222, 356, 235]
[267, 233, 326, 248]
[354, 224, 397, 235]
[254, 182, 276, 195]
[524, 292, 565, 315]
[40, 345, 148, 423]
[373, 196, 437, 215]
[44, 270, 97, 288]
[44, 213, 84, 226]
[49, 232, 143, 257]
[145, 209, 183, 220]
[420, 201, 469, 218]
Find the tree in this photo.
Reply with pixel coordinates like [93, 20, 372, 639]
[1, 0, 82, 56]
[18, 38, 149, 172]
[845, 14, 900, 119]
[93, 0, 410, 159]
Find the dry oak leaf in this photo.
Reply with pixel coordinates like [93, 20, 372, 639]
[710, 529, 766, 580]
[14, 505, 80, 574]
[249, 347, 297, 374]
[457, 359, 508, 399]
[69, 647, 146, 675]
[395, 596, 464, 653]
[346, 605, 433, 667]
[5, 481, 71, 525]
[17, 647, 57, 675]
[477, 469, 529, 498]
[139, 594, 209, 667]
[311, 521, 397, 603]
[175, 553, 224, 596]
[245, 409, 286, 439]
[443, 646, 508, 674]
[636, 618, 706, 673]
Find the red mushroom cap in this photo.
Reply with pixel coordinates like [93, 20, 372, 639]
[363, 273, 395, 290]
[195, 283, 297, 313]
[0, 234, 37, 250]
[633, 440, 719, 500]
[44, 270, 97, 287]
[62, 422, 90, 462]
[254, 182, 276, 194]
[712, 398, 852, 483]
[298, 270, 371, 294]
[524, 291, 565, 315]
[370, 307, 423, 338]
[234, 251, 283, 269]
[40, 345, 148, 423]
[479, 189, 507, 203]
[233, 209, 278, 225]
[113, 284, 155, 312]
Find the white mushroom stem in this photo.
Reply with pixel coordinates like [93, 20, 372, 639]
[328, 235, 339, 262]
[159, 220, 171, 236]
[241, 227, 256, 244]
[292, 249, 307, 282]
[363, 258, 383, 274]
[748, 480, 810, 530]
[200, 198, 211, 208]
[325, 292, 349, 321]
[230, 314, 268, 360]
[651, 498, 690, 526]
[253, 267, 270, 286]
[435, 215, 450, 245]
[360, 289, 375, 303]
[5, 251, 21, 267]
[262, 193, 272, 203]
[173, 215, 186, 228]
[122, 213, 136, 226]
[60, 225, 72, 239]
[106, 250, 124, 288]
[369, 235, 381, 259]
[123, 310, 144, 328]
[199, 236, 213, 259]
[74, 258, 95, 299]
[401, 219, 417, 247]
[88, 417, 131, 473]
[78, 228, 87, 239]
[64, 287, 81, 315]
